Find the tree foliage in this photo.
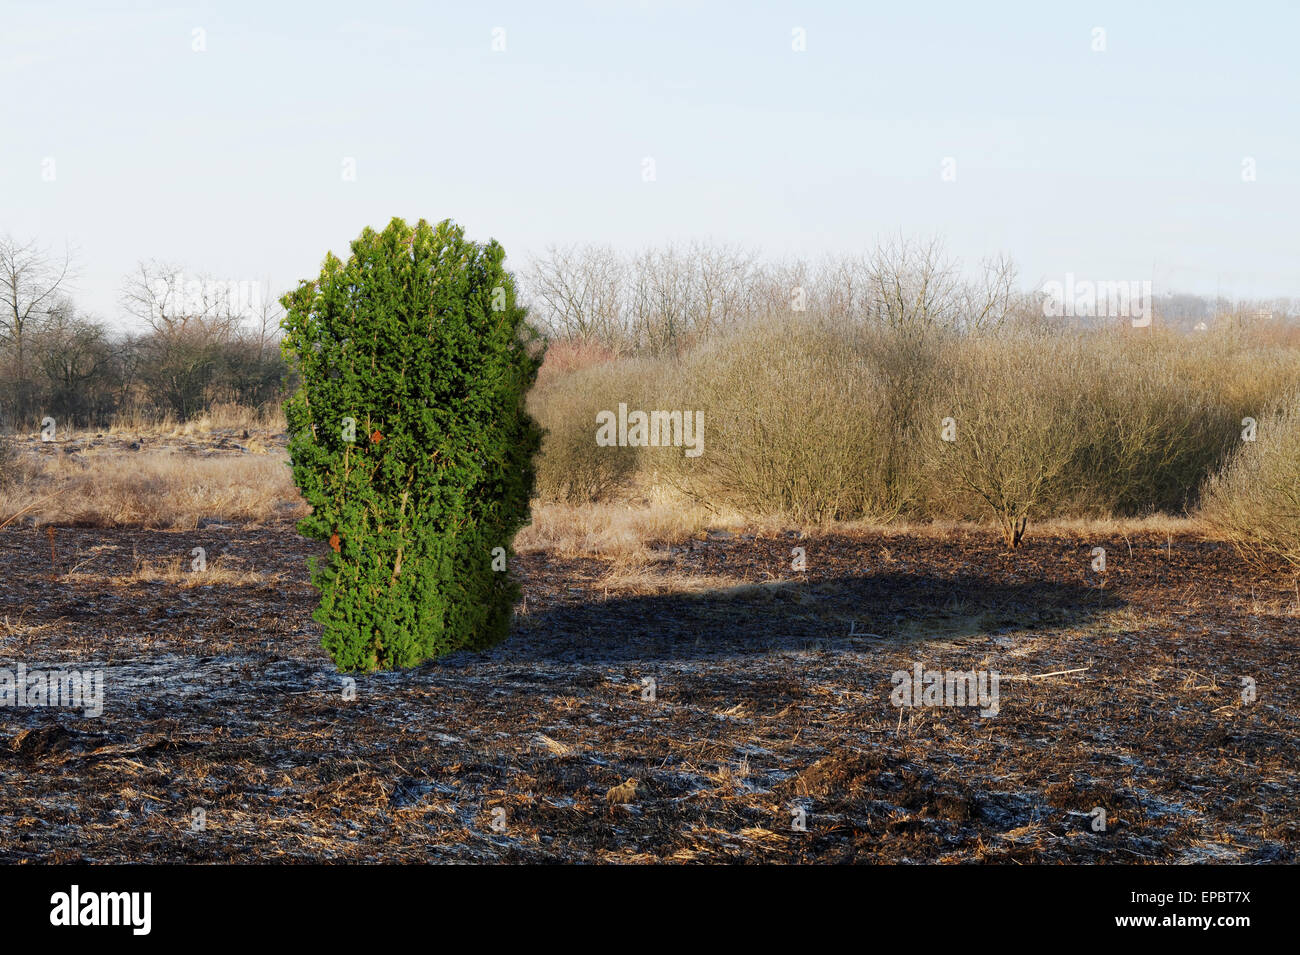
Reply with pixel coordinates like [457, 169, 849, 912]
[281, 218, 542, 671]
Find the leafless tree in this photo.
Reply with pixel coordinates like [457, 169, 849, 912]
[521, 236, 1032, 353]
[628, 245, 696, 355]
[121, 261, 243, 418]
[243, 281, 284, 360]
[0, 234, 75, 420]
[810, 253, 871, 321]
[121, 260, 243, 339]
[220, 285, 287, 410]
[961, 252, 1019, 333]
[748, 257, 812, 319]
[526, 245, 627, 349]
[863, 235, 962, 330]
[691, 240, 760, 339]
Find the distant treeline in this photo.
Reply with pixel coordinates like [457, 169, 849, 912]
[2, 232, 1297, 430]
[521, 237, 1300, 355]
[1, 239, 286, 429]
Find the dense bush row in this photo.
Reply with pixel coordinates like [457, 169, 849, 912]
[529, 316, 1300, 549]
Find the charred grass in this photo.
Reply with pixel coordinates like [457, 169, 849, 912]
[0, 518, 1296, 863]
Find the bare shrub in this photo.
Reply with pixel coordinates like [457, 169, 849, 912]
[1200, 393, 1300, 570]
[1062, 330, 1253, 515]
[858, 321, 952, 515]
[661, 316, 900, 523]
[921, 331, 1088, 547]
[534, 339, 619, 391]
[528, 360, 649, 503]
[526, 306, 1300, 539]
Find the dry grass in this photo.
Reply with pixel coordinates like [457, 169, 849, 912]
[593, 561, 751, 596]
[62, 554, 282, 588]
[2, 437, 1211, 559]
[107, 401, 286, 436]
[822, 513, 1202, 540]
[0, 449, 305, 530]
[0, 400, 1287, 585]
[517, 497, 739, 557]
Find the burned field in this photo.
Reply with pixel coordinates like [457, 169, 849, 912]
[0, 520, 1296, 863]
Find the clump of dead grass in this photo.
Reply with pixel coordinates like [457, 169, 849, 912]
[516, 497, 739, 557]
[0, 450, 305, 530]
[108, 402, 285, 436]
[121, 555, 280, 588]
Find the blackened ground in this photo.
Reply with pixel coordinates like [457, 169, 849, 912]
[0, 522, 1295, 862]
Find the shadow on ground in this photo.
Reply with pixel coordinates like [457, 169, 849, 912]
[443, 571, 1124, 666]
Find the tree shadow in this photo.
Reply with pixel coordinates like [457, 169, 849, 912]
[441, 571, 1124, 667]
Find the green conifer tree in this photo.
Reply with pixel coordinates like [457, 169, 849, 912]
[281, 218, 542, 671]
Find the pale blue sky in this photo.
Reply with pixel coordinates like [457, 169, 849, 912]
[2, 0, 1297, 327]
